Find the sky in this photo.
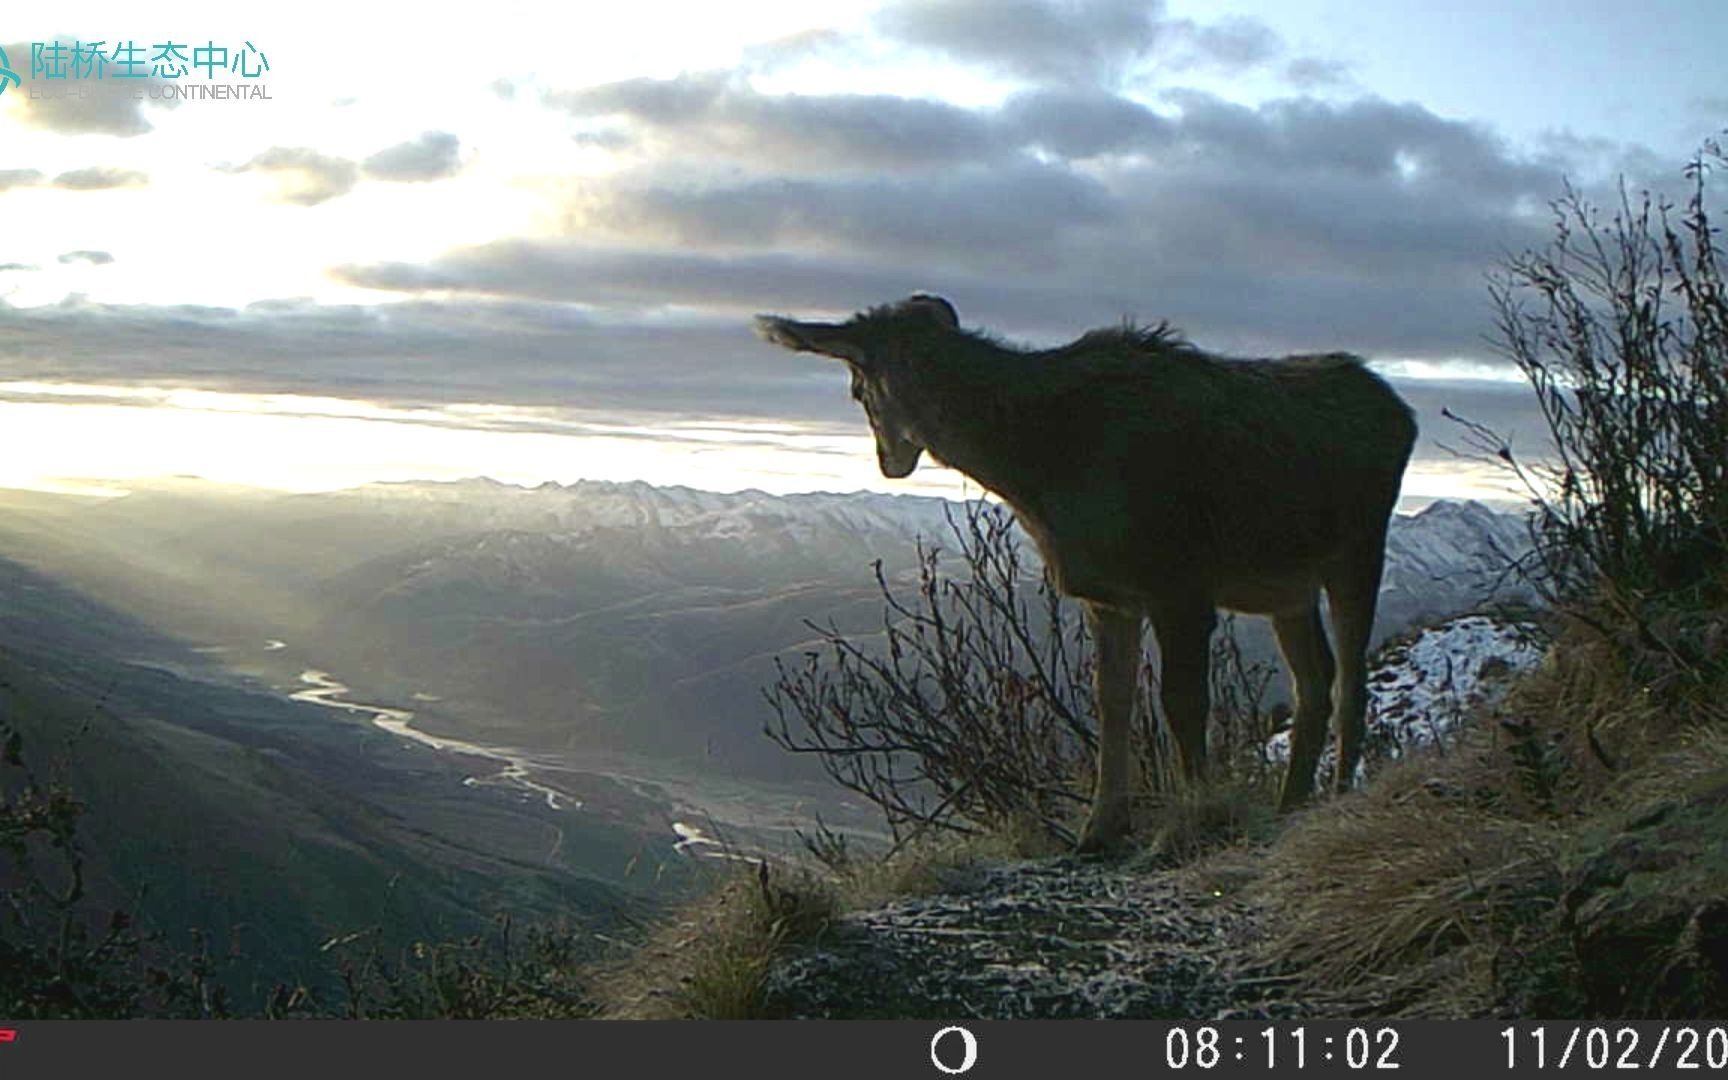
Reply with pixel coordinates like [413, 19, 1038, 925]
[0, 0, 1722, 504]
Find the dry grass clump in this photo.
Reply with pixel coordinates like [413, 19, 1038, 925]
[1131, 777, 1280, 870]
[1499, 626, 1680, 807]
[1256, 613, 1728, 1017]
[818, 818, 1066, 910]
[1259, 754, 1563, 1016]
[589, 862, 835, 1019]
[1617, 722, 1728, 808]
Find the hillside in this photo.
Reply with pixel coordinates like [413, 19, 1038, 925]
[0, 554, 689, 1001]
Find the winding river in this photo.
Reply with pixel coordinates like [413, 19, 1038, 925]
[281, 666, 761, 861]
[289, 669, 578, 812]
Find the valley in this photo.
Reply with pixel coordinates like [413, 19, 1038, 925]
[0, 476, 1535, 999]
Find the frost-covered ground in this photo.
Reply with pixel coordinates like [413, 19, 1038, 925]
[764, 857, 1310, 1020]
[764, 612, 1554, 1020]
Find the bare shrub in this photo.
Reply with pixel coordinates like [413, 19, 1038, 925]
[1454, 138, 1727, 699]
[764, 500, 1276, 850]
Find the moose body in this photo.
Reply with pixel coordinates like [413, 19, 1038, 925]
[756, 295, 1417, 851]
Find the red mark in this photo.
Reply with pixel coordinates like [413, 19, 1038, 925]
[0, 1030, 16, 1043]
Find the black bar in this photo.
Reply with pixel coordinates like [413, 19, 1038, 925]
[0, 1020, 1724, 1077]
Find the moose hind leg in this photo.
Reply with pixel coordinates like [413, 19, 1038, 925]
[1273, 600, 1336, 812]
[1324, 544, 1387, 795]
[1076, 602, 1142, 853]
[1151, 601, 1216, 786]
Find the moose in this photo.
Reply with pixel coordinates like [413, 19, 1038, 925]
[756, 294, 1417, 851]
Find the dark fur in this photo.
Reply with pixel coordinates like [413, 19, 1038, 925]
[757, 296, 1418, 846]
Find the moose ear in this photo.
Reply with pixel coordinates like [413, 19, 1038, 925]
[902, 293, 958, 330]
[753, 315, 868, 366]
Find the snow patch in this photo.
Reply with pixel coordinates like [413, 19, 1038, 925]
[1267, 613, 1548, 774]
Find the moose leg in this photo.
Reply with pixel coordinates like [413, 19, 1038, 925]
[1150, 600, 1217, 786]
[1076, 602, 1142, 853]
[1273, 600, 1336, 811]
[1324, 544, 1387, 795]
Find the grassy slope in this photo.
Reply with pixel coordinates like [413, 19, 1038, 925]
[1256, 620, 1728, 1018]
[598, 618, 1727, 1020]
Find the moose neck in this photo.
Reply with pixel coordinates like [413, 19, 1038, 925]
[896, 338, 1045, 508]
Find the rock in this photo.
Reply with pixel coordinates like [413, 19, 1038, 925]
[1561, 782, 1728, 1017]
[762, 858, 1317, 1019]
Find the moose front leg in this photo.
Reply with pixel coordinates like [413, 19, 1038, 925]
[1076, 603, 1142, 853]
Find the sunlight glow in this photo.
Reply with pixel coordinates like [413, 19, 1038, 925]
[2, 383, 1511, 507]
[0, 386, 986, 500]
[1369, 358, 1529, 384]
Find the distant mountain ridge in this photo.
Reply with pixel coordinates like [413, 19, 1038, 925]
[343, 478, 967, 566]
[340, 477, 1530, 591]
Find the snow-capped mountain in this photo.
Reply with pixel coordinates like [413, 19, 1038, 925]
[342, 478, 1533, 611]
[282, 481, 1540, 775]
[345, 477, 963, 549]
[1379, 500, 1536, 629]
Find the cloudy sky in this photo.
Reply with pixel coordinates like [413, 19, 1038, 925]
[1, 0, 1722, 503]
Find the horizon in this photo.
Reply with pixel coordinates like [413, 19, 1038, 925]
[3, 1, 1721, 504]
[4, 468, 1525, 516]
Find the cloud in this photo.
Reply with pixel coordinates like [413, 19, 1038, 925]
[335, 243, 928, 312]
[1149, 92, 1558, 196]
[741, 27, 851, 71]
[336, 230, 1513, 364]
[0, 40, 179, 136]
[549, 72, 1000, 171]
[1284, 56, 1352, 90]
[57, 250, 114, 265]
[0, 263, 35, 272]
[362, 131, 462, 182]
[569, 163, 1116, 267]
[344, 85, 1598, 364]
[52, 167, 149, 191]
[874, 0, 1165, 86]
[1534, 130, 1676, 186]
[998, 87, 1170, 158]
[1158, 15, 1281, 72]
[549, 71, 1537, 188]
[0, 23, 1651, 496]
[222, 147, 358, 206]
[573, 128, 633, 151]
[0, 294, 844, 426]
[870, 0, 1297, 87]
[0, 169, 44, 192]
